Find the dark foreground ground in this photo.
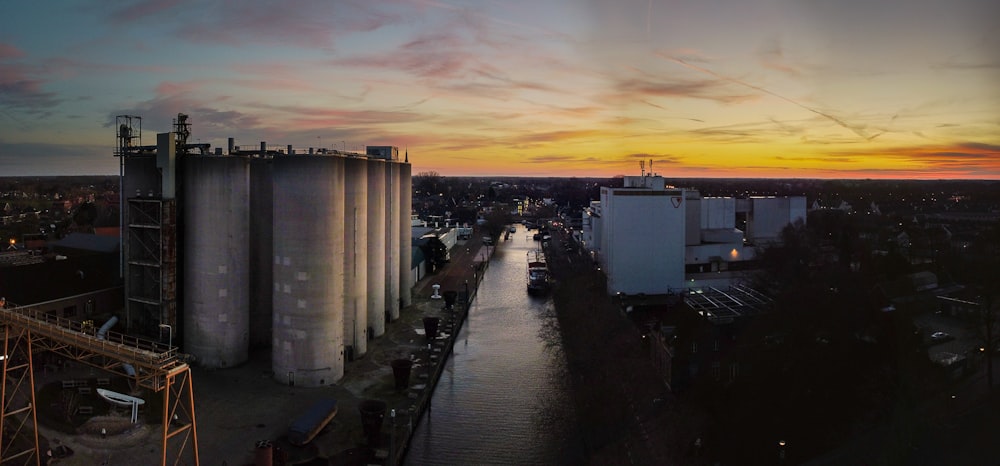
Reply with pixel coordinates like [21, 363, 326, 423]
[544, 228, 711, 466]
[34, 225, 694, 466]
[545, 224, 1000, 466]
[36, 223, 996, 465]
[33, 239, 490, 466]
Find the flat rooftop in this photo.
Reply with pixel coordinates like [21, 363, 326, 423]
[684, 283, 772, 323]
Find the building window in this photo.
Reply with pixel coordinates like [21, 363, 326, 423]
[729, 363, 739, 382]
[714, 339, 720, 351]
[692, 342, 698, 354]
[64, 305, 77, 318]
[711, 361, 721, 381]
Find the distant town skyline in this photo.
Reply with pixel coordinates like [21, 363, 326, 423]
[1, 0, 998, 179]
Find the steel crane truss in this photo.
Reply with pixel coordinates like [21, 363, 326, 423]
[1, 325, 39, 466]
[0, 305, 199, 465]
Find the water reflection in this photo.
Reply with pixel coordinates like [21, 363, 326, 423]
[404, 230, 582, 465]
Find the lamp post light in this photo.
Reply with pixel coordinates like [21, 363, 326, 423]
[390, 408, 396, 463]
[159, 323, 173, 349]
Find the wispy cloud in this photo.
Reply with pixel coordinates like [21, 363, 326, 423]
[614, 76, 757, 104]
[109, 0, 188, 23]
[775, 155, 856, 163]
[0, 43, 24, 59]
[825, 141, 1000, 176]
[756, 37, 802, 77]
[44, 57, 169, 75]
[105, 0, 401, 49]
[393, 32, 475, 79]
[930, 58, 1000, 71]
[0, 75, 59, 112]
[658, 52, 895, 141]
[685, 119, 797, 144]
[0, 142, 116, 176]
[522, 154, 601, 164]
[0, 44, 60, 117]
[261, 105, 428, 129]
[622, 152, 684, 168]
[106, 93, 264, 138]
[506, 129, 607, 146]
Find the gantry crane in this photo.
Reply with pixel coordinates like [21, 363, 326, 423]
[1, 304, 198, 465]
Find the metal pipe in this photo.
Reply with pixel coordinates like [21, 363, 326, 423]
[96, 316, 118, 340]
[159, 323, 172, 348]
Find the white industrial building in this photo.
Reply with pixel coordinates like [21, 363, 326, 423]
[597, 176, 687, 294]
[583, 175, 806, 295]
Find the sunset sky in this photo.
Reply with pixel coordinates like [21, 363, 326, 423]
[1, 0, 998, 178]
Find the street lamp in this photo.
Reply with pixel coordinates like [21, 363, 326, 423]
[159, 323, 173, 349]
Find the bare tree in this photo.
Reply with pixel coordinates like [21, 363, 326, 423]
[414, 171, 442, 196]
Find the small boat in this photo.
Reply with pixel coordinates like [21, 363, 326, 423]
[288, 398, 339, 446]
[526, 250, 550, 294]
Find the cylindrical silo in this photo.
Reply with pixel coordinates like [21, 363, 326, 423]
[398, 160, 412, 308]
[182, 155, 250, 368]
[344, 157, 368, 358]
[366, 160, 386, 338]
[384, 161, 400, 321]
[272, 154, 346, 387]
[249, 157, 273, 348]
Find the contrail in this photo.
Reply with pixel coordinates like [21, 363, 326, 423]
[641, 100, 704, 122]
[659, 53, 878, 140]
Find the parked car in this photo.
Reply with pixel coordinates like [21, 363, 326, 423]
[930, 331, 953, 342]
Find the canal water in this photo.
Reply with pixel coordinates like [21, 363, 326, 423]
[404, 227, 583, 465]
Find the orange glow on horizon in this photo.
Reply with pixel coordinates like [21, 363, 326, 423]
[409, 139, 1000, 180]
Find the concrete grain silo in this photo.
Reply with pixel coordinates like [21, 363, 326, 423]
[343, 156, 368, 359]
[398, 160, 412, 308]
[181, 155, 250, 368]
[365, 160, 386, 338]
[272, 154, 346, 386]
[249, 157, 273, 349]
[385, 161, 400, 321]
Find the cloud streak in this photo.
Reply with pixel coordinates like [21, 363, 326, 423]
[0, 65, 60, 116]
[615, 76, 757, 104]
[658, 53, 891, 141]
